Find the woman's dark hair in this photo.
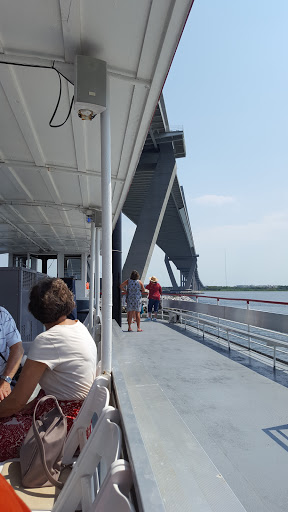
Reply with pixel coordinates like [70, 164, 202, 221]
[28, 277, 75, 324]
[130, 270, 140, 280]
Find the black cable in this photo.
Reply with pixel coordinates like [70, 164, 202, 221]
[0, 60, 74, 127]
[49, 69, 74, 128]
[0, 61, 51, 70]
[0, 60, 73, 84]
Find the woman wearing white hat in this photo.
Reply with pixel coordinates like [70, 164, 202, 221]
[145, 276, 162, 321]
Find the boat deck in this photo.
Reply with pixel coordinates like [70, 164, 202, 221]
[112, 318, 288, 512]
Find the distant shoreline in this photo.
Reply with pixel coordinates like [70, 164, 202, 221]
[204, 286, 288, 292]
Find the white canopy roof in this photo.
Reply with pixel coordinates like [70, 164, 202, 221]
[0, 0, 193, 255]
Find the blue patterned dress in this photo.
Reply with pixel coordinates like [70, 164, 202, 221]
[126, 279, 142, 312]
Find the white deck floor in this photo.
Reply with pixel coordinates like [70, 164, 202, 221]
[113, 318, 288, 512]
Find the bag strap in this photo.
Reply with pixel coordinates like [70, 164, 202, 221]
[0, 352, 7, 363]
[33, 395, 66, 489]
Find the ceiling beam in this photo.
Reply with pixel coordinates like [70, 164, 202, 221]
[0, 53, 151, 87]
[0, 199, 101, 212]
[0, 159, 124, 183]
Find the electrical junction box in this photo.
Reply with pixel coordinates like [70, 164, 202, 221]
[74, 56, 107, 118]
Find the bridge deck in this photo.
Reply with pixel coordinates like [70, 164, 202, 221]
[113, 318, 288, 512]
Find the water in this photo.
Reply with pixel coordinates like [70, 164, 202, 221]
[191, 291, 288, 363]
[199, 290, 288, 315]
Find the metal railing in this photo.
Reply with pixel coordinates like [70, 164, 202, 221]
[162, 296, 288, 368]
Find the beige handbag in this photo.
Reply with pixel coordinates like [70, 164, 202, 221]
[20, 395, 67, 488]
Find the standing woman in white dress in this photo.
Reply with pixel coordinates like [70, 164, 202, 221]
[120, 270, 146, 332]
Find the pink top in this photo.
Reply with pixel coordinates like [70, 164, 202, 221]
[146, 282, 162, 300]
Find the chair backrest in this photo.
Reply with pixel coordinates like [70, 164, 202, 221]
[88, 460, 135, 512]
[52, 406, 121, 512]
[62, 375, 110, 464]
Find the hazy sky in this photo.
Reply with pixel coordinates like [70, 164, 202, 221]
[123, 0, 288, 287]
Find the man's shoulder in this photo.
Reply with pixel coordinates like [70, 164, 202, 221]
[0, 307, 12, 320]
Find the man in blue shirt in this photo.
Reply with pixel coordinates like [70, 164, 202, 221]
[0, 307, 24, 401]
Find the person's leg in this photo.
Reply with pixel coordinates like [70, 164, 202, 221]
[135, 311, 142, 331]
[153, 300, 160, 320]
[147, 299, 152, 319]
[127, 311, 133, 331]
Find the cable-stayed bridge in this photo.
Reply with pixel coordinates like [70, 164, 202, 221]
[122, 95, 203, 290]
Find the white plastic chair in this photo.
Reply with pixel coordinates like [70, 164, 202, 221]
[62, 375, 110, 463]
[52, 406, 121, 512]
[88, 459, 135, 512]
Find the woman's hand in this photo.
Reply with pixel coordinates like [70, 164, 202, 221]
[0, 359, 47, 418]
[0, 381, 11, 401]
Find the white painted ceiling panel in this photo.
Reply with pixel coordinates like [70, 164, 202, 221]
[12, 67, 77, 167]
[81, 1, 154, 71]
[0, 0, 64, 58]
[0, 87, 33, 161]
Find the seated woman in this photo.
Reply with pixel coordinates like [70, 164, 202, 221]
[0, 277, 97, 462]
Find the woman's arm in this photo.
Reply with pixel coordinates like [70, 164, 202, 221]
[0, 359, 47, 418]
[120, 279, 128, 291]
[139, 281, 147, 294]
[0, 342, 24, 400]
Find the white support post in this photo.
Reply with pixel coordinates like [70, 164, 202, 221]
[95, 227, 101, 318]
[247, 301, 251, 350]
[89, 222, 96, 333]
[100, 77, 112, 374]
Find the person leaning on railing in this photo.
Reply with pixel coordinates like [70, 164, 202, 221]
[0, 277, 97, 462]
[145, 276, 162, 321]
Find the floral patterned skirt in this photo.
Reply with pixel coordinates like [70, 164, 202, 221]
[0, 390, 84, 462]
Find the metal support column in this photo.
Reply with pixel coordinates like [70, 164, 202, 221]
[112, 214, 122, 327]
[100, 75, 112, 374]
[122, 145, 176, 282]
[164, 254, 179, 289]
[186, 256, 197, 290]
[89, 221, 96, 333]
[95, 228, 101, 318]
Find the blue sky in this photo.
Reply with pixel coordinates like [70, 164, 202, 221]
[123, 0, 288, 286]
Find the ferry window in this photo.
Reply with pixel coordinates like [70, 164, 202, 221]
[13, 255, 28, 268]
[64, 256, 81, 280]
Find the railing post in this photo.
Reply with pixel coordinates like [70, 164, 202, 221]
[217, 297, 220, 337]
[161, 298, 164, 320]
[273, 346, 276, 369]
[247, 301, 251, 350]
[180, 309, 182, 325]
[202, 323, 205, 340]
[227, 330, 230, 350]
